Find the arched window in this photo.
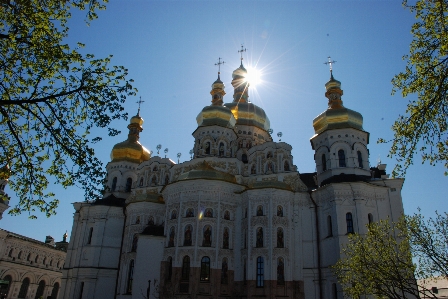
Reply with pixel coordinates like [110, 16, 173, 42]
[200, 256, 210, 282]
[35, 280, 46, 299]
[165, 175, 170, 185]
[322, 154, 327, 171]
[277, 227, 284, 248]
[221, 258, 228, 284]
[204, 208, 213, 218]
[256, 256, 264, 287]
[277, 205, 283, 217]
[131, 234, 138, 252]
[338, 150, 346, 167]
[8, 249, 13, 258]
[18, 277, 30, 298]
[224, 210, 230, 220]
[139, 178, 143, 187]
[127, 260, 134, 294]
[18, 251, 22, 259]
[242, 153, 248, 164]
[223, 227, 230, 249]
[111, 177, 117, 191]
[27, 253, 31, 261]
[181, 256, 190, 281]
[153, 166, 158, 171]
[171, 210, 177, 220]
[125, 177, 132, 192]
[202, 226, 212, 247]
[51, 282, 60, 299]
[256, 205, 263, 216]
[87, 227, 93, 244]
[256, 227, 263, 247]
[205, 142, 211, 155]
[35, 255, 39, 263]
[332, 283, 338, 299]
[327, 215, 333, 237]
[346, 212, 354, 234]
[147, 216, 154, 225]
[2, 275, 12, 297]
[277, 258, 285, 285]
[284, 161, 290, 171]
[368, 213, 373, 225]
[151, 176, 157, 186]
[167, 257, 173, 281]
[184, 225, 192, 246]
[186, 208, 194, 218]
[357, 151, 363, 168]
[43, 257, 46, 265]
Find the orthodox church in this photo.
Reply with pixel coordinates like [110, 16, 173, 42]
[60, 57, 405, 299]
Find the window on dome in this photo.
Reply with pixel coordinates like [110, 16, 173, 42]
[357, 151, 363, 168]
[346, 213, 354, 234]
[111, 177, 117, 191]
[125, 178, 132, 192]
[338, 150, 346, 167]
[205, 142, 211, 155]
[219, 142, 225, 157]
[87, 227, 93, 245]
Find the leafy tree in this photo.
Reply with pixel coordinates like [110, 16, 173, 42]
[382, 0, 448, 177]
[333, 214, 447, 299]
[0, 0, 136, 217]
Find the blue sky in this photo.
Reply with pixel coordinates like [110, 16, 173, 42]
[2, 0, 446, 243]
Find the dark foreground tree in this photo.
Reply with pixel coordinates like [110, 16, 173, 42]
[333, 214, 447, 298]
[0, 0, 136, 217]
[381, 0, 448, 177]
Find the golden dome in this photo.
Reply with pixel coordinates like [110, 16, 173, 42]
[130, 114, 144, 126]
[196, 105, 236, 128]
[313, 73, 364, 134]
[224, 101, 271, 131]
[110, 113, 151, 163]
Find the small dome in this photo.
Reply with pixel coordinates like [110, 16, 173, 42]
[313, 107, 363, 134]
[313, 73, 364, 134]
[212, 76, 225, 91]
[196, 105, 236, 128]
[130, 114, 144, 126]
[110, 115, 151, 163]
[224, 101, 270, 131]
[232, 63, 247, 78]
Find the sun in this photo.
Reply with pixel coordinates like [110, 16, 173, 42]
[245, 66, 262, 86]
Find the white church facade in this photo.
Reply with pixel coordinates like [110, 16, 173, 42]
[60, 59, 405, 299]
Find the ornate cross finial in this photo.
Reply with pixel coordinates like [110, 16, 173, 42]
[215, 57, 225, 75]
[324, 56, 336, 76]
[136, 96, 145, 115]
[238, 45, 247, 62]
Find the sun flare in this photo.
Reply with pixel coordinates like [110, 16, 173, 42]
[245, 66, 262, 86]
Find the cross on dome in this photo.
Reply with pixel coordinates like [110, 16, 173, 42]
[215, 57, 225, 79]
[324, 56, 337, 78]
[136, 96, 145, 116]
[238, 45, 246, 65]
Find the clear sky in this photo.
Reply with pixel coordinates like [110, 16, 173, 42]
[1, 0, 446, 243]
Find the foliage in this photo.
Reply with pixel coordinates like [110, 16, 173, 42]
[381, 0, 448, 177]
[333, 214, 447, 299]
[0, 0, 136, 217]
